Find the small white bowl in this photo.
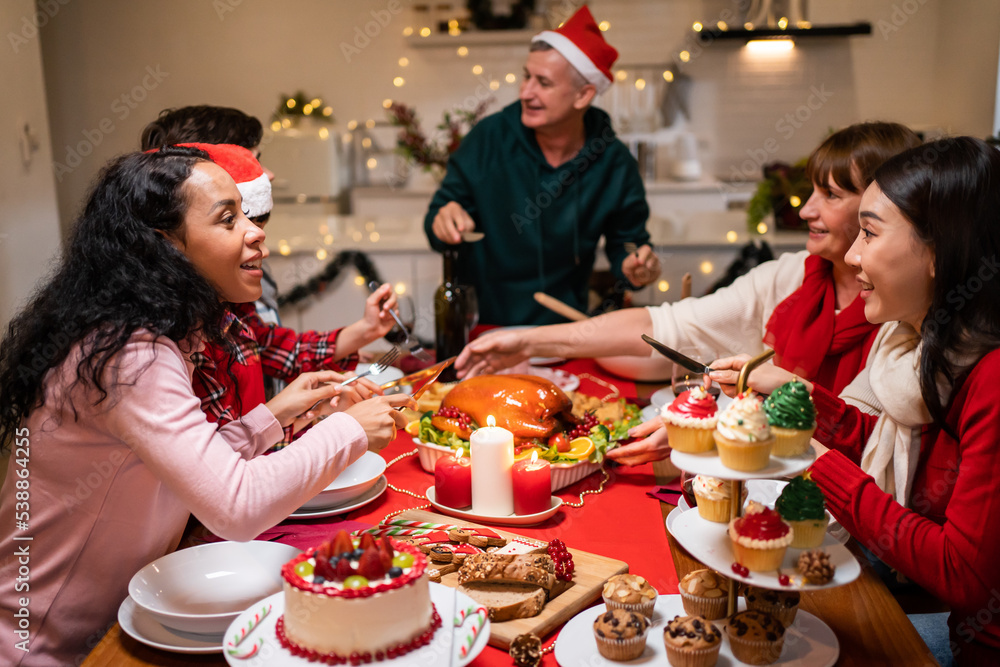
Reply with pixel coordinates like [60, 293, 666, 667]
[414, 438, 600, 492]
[128, 541, 299, 635]
[594, 355, 674, 382]
[299, 450, 387, 510]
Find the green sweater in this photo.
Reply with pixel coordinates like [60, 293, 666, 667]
[423, 101, 651, 326]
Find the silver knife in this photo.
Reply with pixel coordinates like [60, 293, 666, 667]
[641, 334, 714, 375]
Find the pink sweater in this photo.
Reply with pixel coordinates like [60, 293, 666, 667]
[0, 334, 367, 666]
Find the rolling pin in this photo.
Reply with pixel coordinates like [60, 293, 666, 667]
[533, 292, 588, 321]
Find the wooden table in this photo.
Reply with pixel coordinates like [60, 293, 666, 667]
[82, 370, 940, 666]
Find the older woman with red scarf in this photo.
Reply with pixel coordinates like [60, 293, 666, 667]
[455, 122, 921, 464]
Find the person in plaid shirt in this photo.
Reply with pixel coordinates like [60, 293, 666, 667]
[141, 109, 400, 442]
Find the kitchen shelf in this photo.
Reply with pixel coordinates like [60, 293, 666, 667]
[405, 29, 535, 48]
[696, 22, 872, 43]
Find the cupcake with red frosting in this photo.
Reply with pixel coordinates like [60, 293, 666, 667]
[660, 385, 719, 453]
[728, 501, 794, 572]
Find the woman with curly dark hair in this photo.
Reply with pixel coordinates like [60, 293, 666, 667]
[715, 137, 1000, 665]
[0, 147, 411, 666]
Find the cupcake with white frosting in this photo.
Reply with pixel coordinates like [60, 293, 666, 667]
[692, 475, 746, 523]
[713, 391, 774, 472]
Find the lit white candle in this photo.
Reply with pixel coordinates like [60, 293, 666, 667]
[470, 415, 514, 516]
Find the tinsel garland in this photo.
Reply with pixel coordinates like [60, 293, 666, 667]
[277, 250, 382, 308]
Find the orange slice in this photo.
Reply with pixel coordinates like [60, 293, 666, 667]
[404, 420, 421, 437]
[514, 446, 546, 461]
[563, 437, 596, 460]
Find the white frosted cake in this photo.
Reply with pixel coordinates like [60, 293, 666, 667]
[278, 531, 440, 663]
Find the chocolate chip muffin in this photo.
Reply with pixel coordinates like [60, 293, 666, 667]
[678, 569, 731, 620]
[743, 585, 800, 627]
[726, 610, 786, 665]
[592, 608, 649, 661]
[663, 615, 722, 667]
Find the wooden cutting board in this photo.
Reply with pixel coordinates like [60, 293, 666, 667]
[395, 509, 628, 650]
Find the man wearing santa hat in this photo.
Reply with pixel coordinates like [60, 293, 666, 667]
[424, 5, 660, 326]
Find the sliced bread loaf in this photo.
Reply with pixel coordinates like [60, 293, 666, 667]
[457, 582, 546, 622]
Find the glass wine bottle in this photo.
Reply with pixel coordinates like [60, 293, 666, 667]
[434, 247, 473, 381]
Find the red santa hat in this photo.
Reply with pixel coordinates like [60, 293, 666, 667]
[178, 142, 272, 218]
[532, 6, 618, 95]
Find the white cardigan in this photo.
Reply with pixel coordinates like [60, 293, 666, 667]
[646, 249, 808, 360]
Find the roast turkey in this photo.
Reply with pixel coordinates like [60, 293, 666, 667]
[431, 374, 576, 444]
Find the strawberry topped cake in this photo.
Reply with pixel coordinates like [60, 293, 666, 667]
[660, 385, 719, 453]
[278, 530, 440, 663]
[728, 501, 794, 571]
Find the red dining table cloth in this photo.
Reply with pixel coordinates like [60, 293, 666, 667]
[258, 359, 679, 666]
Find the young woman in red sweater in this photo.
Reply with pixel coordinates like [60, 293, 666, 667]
[713, 136, 1000, 665]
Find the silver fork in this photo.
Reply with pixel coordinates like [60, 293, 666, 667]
[340, 346, 400, 387]
[304, 347, 400, 414]
[368, 281, 434, 363]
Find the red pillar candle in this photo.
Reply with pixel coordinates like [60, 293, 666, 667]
[434, 448, 472, 509]
[512, 452, 552, 515]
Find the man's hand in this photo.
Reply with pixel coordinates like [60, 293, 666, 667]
[621, 244, 661, 287]
[604, 418, 670, 466]
[455, 329, 532, 378]
[431, 201, 476, 245]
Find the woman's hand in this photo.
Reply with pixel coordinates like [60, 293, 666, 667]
[708, 355, 807, 397]
[266, 371, 349, 430]
[455, 329, 531, 378]
[604, 418, 670, 466]
[363, 283, 398, 339]
[344, 394, 415, 452]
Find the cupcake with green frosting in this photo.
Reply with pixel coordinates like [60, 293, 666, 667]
[763, 379, 816, 457]
[775, 472, 829, 548]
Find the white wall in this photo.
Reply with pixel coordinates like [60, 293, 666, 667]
[35, 0, 1000, 237]
[0, 0, 63, 331]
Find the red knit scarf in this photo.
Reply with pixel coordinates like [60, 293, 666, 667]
[764, 254, 879, 395]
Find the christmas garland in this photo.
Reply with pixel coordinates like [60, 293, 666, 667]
[277, 250, 382, 308]
[467, 0, 535, 30]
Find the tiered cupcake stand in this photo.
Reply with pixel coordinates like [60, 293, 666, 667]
[667, 350, 859, 666]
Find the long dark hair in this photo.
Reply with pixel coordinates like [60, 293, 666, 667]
[0, 147, 235, 445]
[874, 137, 1000, 427]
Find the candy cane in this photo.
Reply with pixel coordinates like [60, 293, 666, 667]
[358, 526, 438, 538]
[226, 604, 271, 660]
[387, 519, 462, 531]
[453, 606, 488, 658]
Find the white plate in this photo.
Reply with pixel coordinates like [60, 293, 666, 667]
[426, 486, 562, 526]
[554, 595, 839, 667]
[118, 596, 223, 654]
[222, 583, 488, 666]
[665, 506, 683, 535]
[670, 449, 816, 481]
[299, 450, 387, 509]
[496, 365, 579, 392]
[289, 475, 387, 519]
[354, 363, 405, 386]
[671, 509, 861, 591]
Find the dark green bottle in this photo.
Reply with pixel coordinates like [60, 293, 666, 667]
[434, 247, 472, 381]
